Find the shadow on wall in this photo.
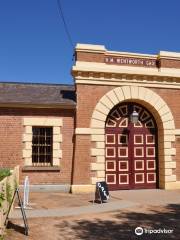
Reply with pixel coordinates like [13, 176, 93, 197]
[54, 204, 180, 240]
[61, 90, 76, 102]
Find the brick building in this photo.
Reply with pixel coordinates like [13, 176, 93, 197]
[1, 43, 180, 192]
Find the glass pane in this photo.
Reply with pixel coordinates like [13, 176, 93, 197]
[39, 136, 45, 145]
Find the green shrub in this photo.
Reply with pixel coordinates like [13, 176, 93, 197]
[0, 169, 11, 181]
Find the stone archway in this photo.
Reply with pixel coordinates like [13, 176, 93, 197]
[90, 86, 176, 189]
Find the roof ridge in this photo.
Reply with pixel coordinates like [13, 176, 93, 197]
[0, 81, 75, 87]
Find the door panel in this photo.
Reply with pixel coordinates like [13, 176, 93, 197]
[105, 102, 158, 190]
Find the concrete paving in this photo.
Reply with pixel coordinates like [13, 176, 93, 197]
[11, 200, 138, 219]
[10, 189, 180, 219]
[110, 189, 180, 205]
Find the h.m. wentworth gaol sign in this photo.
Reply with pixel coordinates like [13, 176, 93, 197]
[105, 56, 157, 68]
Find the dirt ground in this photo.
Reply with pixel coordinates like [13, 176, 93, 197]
[15, 192, 96, 209]
[5, 204, 180, 240]
[3, 191, 180, 240]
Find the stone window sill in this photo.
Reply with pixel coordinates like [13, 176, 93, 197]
[22, 166, 60, 172]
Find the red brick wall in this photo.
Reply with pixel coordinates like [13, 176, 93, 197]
[76, 84, 115, 128]
[75, 49, 180, 69]
[151, 88, 180, 128]
[1, 84, 180, 185]
[76, 52, 104, 63]
[72, 135, 91, 184]
[0, 107, 75, 185]
[73, 84, 180, 184]
[0, 116, 23, 168]
[159, 59, 180, 69]
[76, 84, 180, 129]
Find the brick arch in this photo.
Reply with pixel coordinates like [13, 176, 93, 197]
[90, 86, 176, 189]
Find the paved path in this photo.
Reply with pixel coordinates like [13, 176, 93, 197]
[11, 200, 138, 219]
[10, 189, 180, 219]
[110, 189, 180, 205]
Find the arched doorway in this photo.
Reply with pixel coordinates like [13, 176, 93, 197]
[105, 102, 158, 190]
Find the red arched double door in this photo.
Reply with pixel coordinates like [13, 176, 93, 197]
[105, 102, 158, 190]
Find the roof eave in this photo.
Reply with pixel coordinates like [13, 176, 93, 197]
[0, 102, 76, 109]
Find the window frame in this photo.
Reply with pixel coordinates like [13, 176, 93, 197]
[32, 126, 53, 166]
[23, 117, 62, 168]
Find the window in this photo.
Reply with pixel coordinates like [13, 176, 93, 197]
[32, 127, 53, 166]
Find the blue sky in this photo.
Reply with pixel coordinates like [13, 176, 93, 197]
[0, 0, 180, 84]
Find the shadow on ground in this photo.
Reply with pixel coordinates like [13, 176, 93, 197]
[54, 204, 180, 240]
[5, 204, 180, 240]
[7, 221, 25, 235]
